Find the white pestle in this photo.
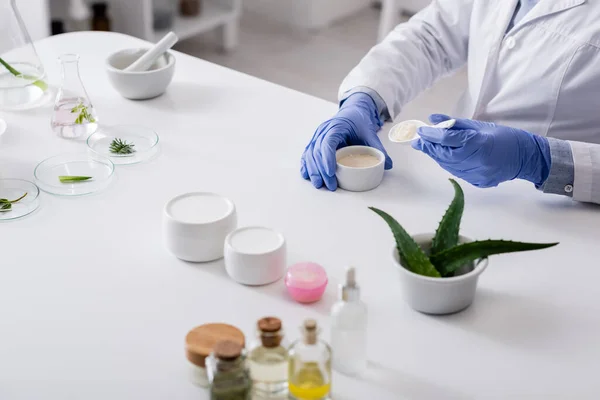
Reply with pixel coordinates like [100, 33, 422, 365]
[388, 118, 456, 144]
[124, 31, 178, 72]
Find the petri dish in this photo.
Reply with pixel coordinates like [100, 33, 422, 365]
[0, 179, 40, 221]
[86, 125, 159, 165]
[34, 153, 114, 196]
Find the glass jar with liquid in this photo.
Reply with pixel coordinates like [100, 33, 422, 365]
[248, 317, 289, 397]
[288, 319, 332, 400]
[207, 340, 252, 400]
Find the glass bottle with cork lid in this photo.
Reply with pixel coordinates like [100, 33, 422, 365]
[288, 319, 332, 400]
[248, 316, 289, 397]
[207, 340, 252, 400]
[185, 323, 245, 388]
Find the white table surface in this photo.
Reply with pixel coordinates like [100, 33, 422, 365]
[1, 32, 599, 400]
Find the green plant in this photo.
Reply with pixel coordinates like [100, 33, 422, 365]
[109, 138, 136, 155]
[59, 176, 92, 183]
[0, 57, 47, 91]
[0, 192, 27, 213]
[71, 102, 95, 124]
[369, 179, 558, 278]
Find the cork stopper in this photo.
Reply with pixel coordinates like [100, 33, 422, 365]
[214, 340, 243, 361]
[258, 317, 283, 348]
[185, 323, 245, 368]
[258, 317, 281, 332]
[303, 319, 318, 345]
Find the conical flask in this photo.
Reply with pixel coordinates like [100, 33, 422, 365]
[0, 0, 47, 109]
[51, 54, 98, 139]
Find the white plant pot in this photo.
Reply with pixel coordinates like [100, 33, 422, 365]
[392, 233, 488, 315]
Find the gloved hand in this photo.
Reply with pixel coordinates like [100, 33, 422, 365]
[300, 93, 393, 190]
[412, 114, 551, 188]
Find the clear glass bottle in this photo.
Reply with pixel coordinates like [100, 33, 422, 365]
[207, 340, 252, 400]
[51, 54, 98, 139]
[288, 319, 332, 400]
[0, 0, 47, 110]
[248, 317, 289, 397]
[330, 267, 368, 376]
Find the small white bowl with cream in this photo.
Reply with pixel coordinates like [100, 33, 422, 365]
[388, 119, 456, 144]
[224, 226, 286, 286]
[335, 145, 385, 192]
[163, 192, 237, 262]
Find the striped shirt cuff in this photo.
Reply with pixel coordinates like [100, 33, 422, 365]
[538, 137, 574, 197]
[340, 87, 390, 121]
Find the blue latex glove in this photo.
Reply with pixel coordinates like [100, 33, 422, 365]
[411, 114, 551, 188]
[300, 93, 393, 190]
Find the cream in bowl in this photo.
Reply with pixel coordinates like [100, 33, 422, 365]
[106, 48, 176, 100]
[335, 145, 385, 192]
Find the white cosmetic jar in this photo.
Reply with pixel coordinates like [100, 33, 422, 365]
[163, 192, 237, 262]
[224, 226, 286, 285]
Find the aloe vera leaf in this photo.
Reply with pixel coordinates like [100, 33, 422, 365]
[431, 179, 464, 255]
[58, 176, 92, 183]
[430, 240, 559, 276]
[369, 207, 440, 278]
[0, 58, 47, 91]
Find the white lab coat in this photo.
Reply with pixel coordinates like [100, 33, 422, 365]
[339, 0, 600, 203]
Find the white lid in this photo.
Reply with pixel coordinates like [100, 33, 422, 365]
[166, 192, 234, 224]
[228, 226, 284, 255]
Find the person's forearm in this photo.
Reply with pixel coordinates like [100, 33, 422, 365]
[338, 0, 474, 120]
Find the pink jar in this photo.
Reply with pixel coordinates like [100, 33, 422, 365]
[284, 262, 328, 303]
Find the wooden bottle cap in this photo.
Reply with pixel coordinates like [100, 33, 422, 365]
[214, 340, 243, 361]
[258, 317, 281, 333]
[304, 319, 317, 331]
[185, 323, 245, 368]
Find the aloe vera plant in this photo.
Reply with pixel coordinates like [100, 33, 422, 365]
[370, 179, 558, 278]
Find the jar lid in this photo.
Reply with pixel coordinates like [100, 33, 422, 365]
[214, 340, 243, 361]
[185, 323, 245, 368]
[258, 317, 281, 333]
[285, 262, 328, 289]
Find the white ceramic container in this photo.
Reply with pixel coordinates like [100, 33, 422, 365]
[392, 233, 488, 315]
[106, 48, 175, 100]
[224, 226, 286, 285]
[335, 145, 385, 192]
[163, 192, 237, 262]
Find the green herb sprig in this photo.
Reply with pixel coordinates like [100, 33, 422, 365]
[109, 138, 136, 155]
[370, 179, 559, 278]
[71, 102, 95, 124]
[0, 192, 28, 213]
[0, 57, 47, 91]
[59, 176, 92, 183]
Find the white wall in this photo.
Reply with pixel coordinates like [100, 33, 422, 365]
[244, 0, 371, 30]
[17, 0, 50, 40]
[402, 0, 431, 14]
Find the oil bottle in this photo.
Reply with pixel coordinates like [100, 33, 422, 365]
[288, 319, 331, 400]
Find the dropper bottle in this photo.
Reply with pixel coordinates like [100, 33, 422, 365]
[330, 266, 368, 376]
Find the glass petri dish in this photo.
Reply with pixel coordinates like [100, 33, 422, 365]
[34, 153, 114, 196]
[0, 179, 40, 221]
[86, 125, 159, 165]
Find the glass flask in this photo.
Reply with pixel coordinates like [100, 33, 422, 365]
[248, 317, 289, 397]
[51, 54, 98, 139]
[288, 319, 332, 400]
[207, 340, 252, 400]
[0, 0, 47, 109]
